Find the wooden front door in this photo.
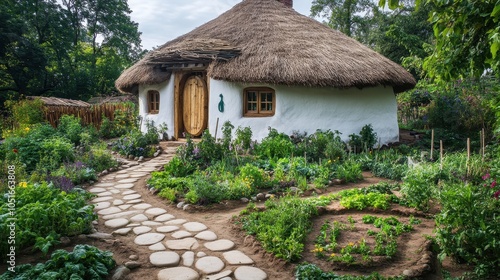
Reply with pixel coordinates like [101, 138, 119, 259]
[182, 75, 208, 136]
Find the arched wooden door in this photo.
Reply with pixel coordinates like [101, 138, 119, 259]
[182, 75, 208, 136]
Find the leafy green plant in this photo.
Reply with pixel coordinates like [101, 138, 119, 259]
[295, 263, 404, 280]
[0, 183, 96, 260]
[335, 160, 363, 183]
[256, 128, 294, 159]
[0, 245, 115, 280]
[57, 115, 83, 145]
[435, 182, 500, 278]
[241, 196, 318, 261]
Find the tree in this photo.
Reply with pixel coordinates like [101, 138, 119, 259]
[311, 0, 376, 44]
[0, 0, 143, 101]
[379, 0, 500, 80]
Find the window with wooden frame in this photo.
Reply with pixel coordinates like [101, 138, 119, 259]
[148, 90, 160, 114]
[243, 87, 275, 117]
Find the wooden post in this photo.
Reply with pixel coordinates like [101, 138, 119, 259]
[440, 140, 443, 170]
[467, 138, 471, 176]
[214, 117, 219, 140]
[481, 127, 486, 159]
[430, 129, 434, 160]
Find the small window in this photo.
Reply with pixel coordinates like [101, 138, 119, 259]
[243, 87, 275, 117]
[148, 90, 160, 114]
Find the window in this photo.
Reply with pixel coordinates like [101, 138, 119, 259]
[243, 87, 275, 117]
[148, 90, 160, 114]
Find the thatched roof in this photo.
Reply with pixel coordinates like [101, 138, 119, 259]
[88, 94, 138, 105]
[116, 0, 416, 94]
[27, 96, 90, 107]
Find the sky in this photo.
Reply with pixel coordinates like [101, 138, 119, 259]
[127, 0, 315, 50]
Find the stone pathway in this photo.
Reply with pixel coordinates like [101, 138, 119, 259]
[89, 146, 268, 280]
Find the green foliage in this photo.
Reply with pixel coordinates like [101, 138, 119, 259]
[435, 182, 500, 278]
[162, 157, 196, 178]
[295, 263, 404, 280]
[400, 163, 442, 211]
[112, 121, 159, 157]
[0, 183, 96, 260]
[57, 115, 83, 145]
[0, 0, 142, 100]
[158, 188, 177, 202]
[294, 130, 346, 162]
[38, 137, 76, 171]
[239, 163, 266, 188]
[0, 245, 115, 280]
[241, 196, 318, 261]
[234, 126, 253, 151]
[256, 128, 294, 159]
[349, 124, 378, 153]
[79, 143, 118, 173]
[52, 161, 97, 186]
[335, 160, 363, 183]
[4, 99, 45, 129]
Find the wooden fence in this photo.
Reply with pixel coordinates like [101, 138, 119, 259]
[43, 103, 135, 129]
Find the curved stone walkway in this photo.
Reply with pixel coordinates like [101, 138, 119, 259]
[89, 147, 268, 280]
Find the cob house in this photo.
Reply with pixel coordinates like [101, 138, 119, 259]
[115, 0, 416, 144]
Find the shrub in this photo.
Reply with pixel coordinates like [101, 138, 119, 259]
[400, 163, 443, 211]
[57, 115, 83, 145]
[234, 126, 253, 151]
[239, 163, 266, 188]
[38, 137, 75, 171]
[256, 128, 294, 159]
[52, 161, 97, 185]
[158, 188, 177, 202]
[163, 157, 196, 177]
[335, 160, 363, 183]
[191, 176, 228, 204]
[435, 182, 500, 278]
[295, 130, 345, 162]
[80, 143, 118, 173]
[349, 124, 377, 153]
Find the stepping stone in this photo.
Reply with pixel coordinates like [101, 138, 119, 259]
[149, 251, 180, 267]
[234, 266, 267, 280]
[92, 196, 113, 203]
[97, 191, 112, 197]
[195, 231, 217, 241]
[195, 256, 225, 274]
[204, 239, 235, 252]
[133, 226, 152, 235]
[118, 178, 139, 183]
[98, 207, 121, 215]
[145, 208, 167, 217]
[94, 201, 111, 210]
[113, 228, 132, 236]
[87, 232, 113, 239]
[124, 194, 142, 200]
[197, 252, 207, 258]
[134, 233, 165, 246]
[155, 214, 175, 222]
[157, 226, 180, 233]
[119, 204, 132, 210]
[115, 183, 134, 189]
[165, 238, 199, 250]
[206, 270, 233, 280]
[182, 251, 195, 267]
[102, 210, 141, 220]
[127, 223, 141, 227]
[94, 182, 114, 187]
[142, 221, 163, 226]
[133, 203, 153, 210]
[113, 199, 124, 206]
[109, 189, 121, 194]
[127, 199, 143, 204]
[130, 214, 148, 222]
[149, 242, 167, 251]
[122, 190, 137, 195]
[89, 187, 107, 193]
[165, 219, 187, 225]
[104, 218, 129, 229]
[157, 267, 199, 280]
[130, 173, 148, 178]
[183, 222, 208, 232]
[116, 170, 128, 174]
[223, 250, 254, 265]
[115, 174, 130, 179]
[171, 230, 192, 239]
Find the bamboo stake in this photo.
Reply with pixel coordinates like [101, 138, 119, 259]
[467, 138, 471, 176]
[214, 117, 219, 140]
[430, 129, 434, 160]
[482, 128, 486, 158]
[440, 140, 443, 170]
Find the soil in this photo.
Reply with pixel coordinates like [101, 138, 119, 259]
[1, 132, 473, 279]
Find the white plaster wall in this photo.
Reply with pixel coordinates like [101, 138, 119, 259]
[208, 79, 399, 146]
[138, 79, 175, 138]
